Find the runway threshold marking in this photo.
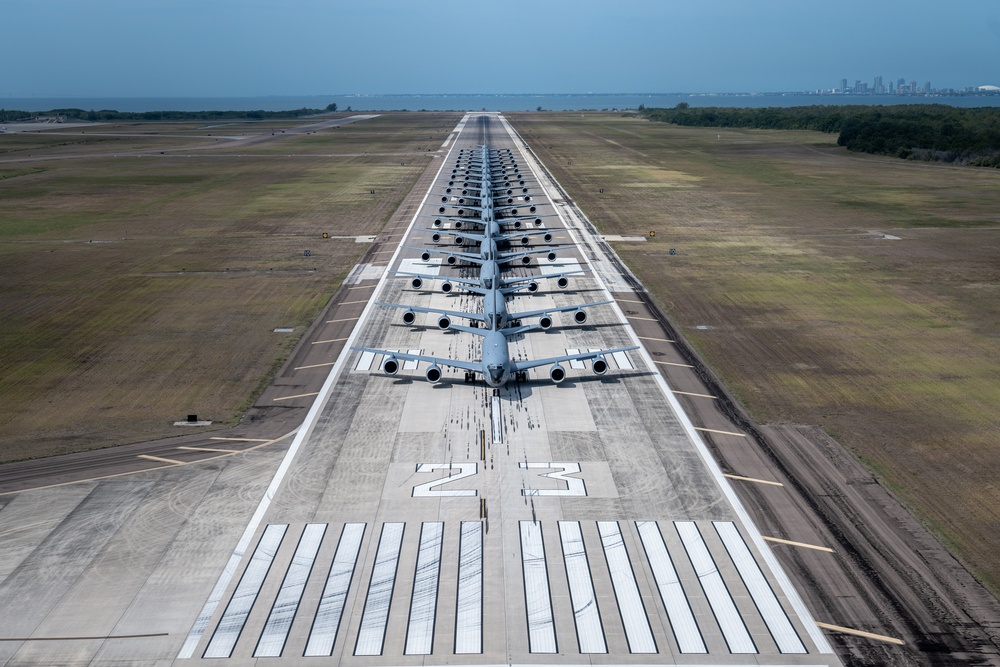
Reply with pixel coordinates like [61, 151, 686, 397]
[693, 427, 746, 437]
[312, 337, 348, 345]
[762, 536, 834, 553]
[673, 390, 717, 399]
[294, 361, 337, 370]
[137, 454, 186, 465]
[724, 473, 783, 487]
[177, 446, 241, 454]
[654, 360, 694, 368]
[273, 392, 320, 402]
[815, 622, 904, 645]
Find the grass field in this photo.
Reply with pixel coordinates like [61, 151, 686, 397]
[509, 112, 1000, 595]
[0, 113, 459, 461]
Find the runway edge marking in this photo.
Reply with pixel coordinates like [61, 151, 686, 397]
[176, 113, 470, 660]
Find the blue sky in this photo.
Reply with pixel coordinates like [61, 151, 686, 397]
[2, 0, 998, 97]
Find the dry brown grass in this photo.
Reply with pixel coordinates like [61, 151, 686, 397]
[510, 112, 1000, 594]
[0, 113, 460, 461]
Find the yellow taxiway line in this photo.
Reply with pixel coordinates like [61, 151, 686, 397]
[629, 316, 660, 322]
[209, 437, 271, 442]
[340, 300, 370, 305]
[138, 454, 186, 465]
[325, 317, 356, 323]
[177, 446, 241, 454]
[815, 622, 904, 645]
[673, 390, 717, 399]
[311, 337, 347, 345]
[638, 336, 676, 343]
[294, 361, 337, 370]
[654, 360, 694, 368]
[273, 392, 320, 402]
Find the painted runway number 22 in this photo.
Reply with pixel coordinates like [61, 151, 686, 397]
[411, 462, 586, 497]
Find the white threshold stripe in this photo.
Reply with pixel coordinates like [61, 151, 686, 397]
[254, 524, 327, 657]
[558, 522, 607, 654]
[177, 115, 469, 661]
[715, 522, 807, 654]
[455, 521, 484, 654]
[405, 522, 444, 655]
[304, 523, 366, 657]
[566, 348, 586, 370]
[355, 522, 405, 656]
[519, 521, 557, 653]
[499, 115, 834, 655]
[635, 521, 706, 654]
[675, 521, 757, 654]
[203, 524, 287, 658]
[355, 350, 376, 371]
[597, 521, 657, 654]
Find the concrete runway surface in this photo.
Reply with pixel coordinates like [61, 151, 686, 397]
[0, 114, 843, 666]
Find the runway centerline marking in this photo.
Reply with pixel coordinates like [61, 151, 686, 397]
[763, 536, 835, 553]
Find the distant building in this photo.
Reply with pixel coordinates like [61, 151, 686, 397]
[840, 78, 848, 93]
[924, 81, 932, 93]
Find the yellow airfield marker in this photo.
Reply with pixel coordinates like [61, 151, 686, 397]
[629, 316, 659, 322]
[693, 426, 746, 437]
[311, 337, 348, 345]
[672, 390, 717, 399]
[177, 446, 241, 454]
[340, 300, 369, 305]
[294, 361, 337, 370]
[724, 473, 783, 487]
[209, 437, 271, 442]
[273, 392, 320, 402]
[762, 536, 834, 552]
[653, 360, 694, 368]
[638, 336, 676, 343]
[325, 317, 356, 323]
[138, 454, 185, 466]
[815, 622, 904, 645]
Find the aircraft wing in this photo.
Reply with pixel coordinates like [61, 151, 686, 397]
[511, 345, 640, 372]
[510, 300, 613, 320]
[402, 246, 485, 263]
[394, 271, 480, 288]
[376, 301, 487, 324]
[351, 347, 480, 373]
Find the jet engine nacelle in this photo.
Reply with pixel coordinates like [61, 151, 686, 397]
[438, 206, 446, 213]
[431, 232, 442, 243]
[432, 218, 443, 228]
[528, 206, 536, 213]
[543, 233, 553, 243]
[436, 315, 451, 330]
[524, 196, 532, 202]
[519, 236, 530, 246]
[538, 314, 553, 330]
[453, 220, 463, 230]
[592, 356, 609, 376]
[549, 363, 566, 384]
[402, 310, 417, 325]
[410, 277, 423, 289]
[573, 309, 588, 324]
[520, 255, 532, 265]
[512, 219, 523, 229]
[446, 255, 458, 266]
[382, 356, 400, 375]
[425, 364, 442, 383]
[457, 209, 466, 216]
[455, 235, 467, 245]
[440, 281, 453, 293]
[420, 251, 431, 262]
[545, 251, 557, 262]
[522, 187, 529, 194]
[556, 275, 569, 289]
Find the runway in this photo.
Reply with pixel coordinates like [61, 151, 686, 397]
[0, 114, 841, 666]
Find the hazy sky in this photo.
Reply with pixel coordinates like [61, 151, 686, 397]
[3, 0, 999, 97]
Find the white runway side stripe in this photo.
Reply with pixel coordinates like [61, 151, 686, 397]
[597, 521, 657, 654]
[558, 521, 607, 654]
[355, 522, 405, 656]
[455, 521, 484, 654]
[204, 524, 287, 658]
[405, 522, 444, 655]
[714, 522, 807, 654]
[304, 523, 366, 657]
[519, 521, 557, 653]
[675, 521, 756, 654]
[636, 521, 706, 654]
[254, 524, 326, 657]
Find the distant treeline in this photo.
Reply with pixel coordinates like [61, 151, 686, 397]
[639, 104, 1000, 167]
[0, 103, 339, 123]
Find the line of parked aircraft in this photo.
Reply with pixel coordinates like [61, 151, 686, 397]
[353, 122, 637, 388]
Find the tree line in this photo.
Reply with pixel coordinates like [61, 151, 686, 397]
[639, 104, 1000, 167]
[1, 103, 338, 123]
